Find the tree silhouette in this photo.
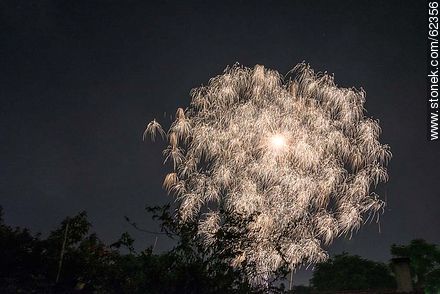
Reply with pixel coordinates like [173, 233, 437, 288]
[0, 205, 258, 293]
[310, 252, 395, 291]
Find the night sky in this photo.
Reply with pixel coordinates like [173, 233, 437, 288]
[0, 0, 438, 285]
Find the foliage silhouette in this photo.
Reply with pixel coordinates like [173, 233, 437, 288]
[0, 205, 256, 293]
[310, 252, 396, 291]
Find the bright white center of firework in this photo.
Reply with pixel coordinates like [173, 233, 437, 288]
[269, 134, 287, 150]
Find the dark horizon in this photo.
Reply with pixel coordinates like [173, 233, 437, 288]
[0, 0, 438, 285]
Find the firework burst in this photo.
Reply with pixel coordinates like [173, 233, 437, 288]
[145, 63, 391, 285]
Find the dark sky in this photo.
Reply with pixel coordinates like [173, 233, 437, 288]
[0, 0, 438, 285]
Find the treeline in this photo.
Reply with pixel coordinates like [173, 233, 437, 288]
[0, 205, 439, 293]
[0, 205, 252, 293]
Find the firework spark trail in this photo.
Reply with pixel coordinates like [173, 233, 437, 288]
[145, 63, 391, 286]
